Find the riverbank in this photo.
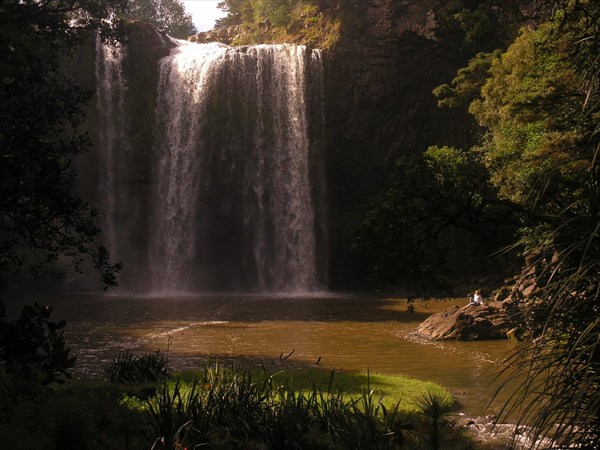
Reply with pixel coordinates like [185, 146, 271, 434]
[3, 291, 541, 448]
[6, 293, 515, 418]
[1, 363, 478, 449]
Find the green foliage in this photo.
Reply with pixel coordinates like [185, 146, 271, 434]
[416, 391, 455, 450]
[123, 0, 197, 39]
[250, 0, 292, 26]
[0, 363, 473, 449]
[330, 377, 407, 450]
[0, 303, 75, 388]
[104, 350, 169, 385]
[435, 1, 520, 54]
[145, 364, 453, 449]
[434, 1, 600, 446]
[219, 0, 294, 25]
[0, 303, 79, 447]
[0, 0, 123, 293]
[433, 50, 501, 109]
[471, 23, 592, 216]
[351, 146, 514, 293]
[216, 0, 342, 48]
[0, 381, 148, 450]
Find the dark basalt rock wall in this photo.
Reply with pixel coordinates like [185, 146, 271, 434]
[322, 0, 478, 286]
[321, 0, 545, 287]
[325, 0, 474, 164]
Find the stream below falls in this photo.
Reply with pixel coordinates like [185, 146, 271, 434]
[7, 293, 519, 418]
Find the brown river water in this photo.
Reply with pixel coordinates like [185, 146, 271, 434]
[7, 292, 519, 417]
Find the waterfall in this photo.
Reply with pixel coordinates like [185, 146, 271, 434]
[150, 42, 229, 292]
[93, 39, 325, 294]
[94, 36, 129, 259]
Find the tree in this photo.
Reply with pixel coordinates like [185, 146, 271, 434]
[217, 0, 299, 28]
[0, 0, 126, 391]
[433, 50, 501, 109]
[124, 0, 197, 38]
[351, 146, 514, 294]
[441, 1, 600, 446]
[0, 0, 124, 295]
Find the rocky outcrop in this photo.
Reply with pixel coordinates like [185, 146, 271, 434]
[457, 414, 554, 449]
[416, 256, 549, 342]
[415, 302, 516, 341]
[189, 26, 239, 45]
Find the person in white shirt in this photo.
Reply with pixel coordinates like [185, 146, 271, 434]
[467, 289, 483, 307]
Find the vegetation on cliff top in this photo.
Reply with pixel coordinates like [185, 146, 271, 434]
[212, 0, 523, 50]
[214, 0, 343, 48]
[123, 0, 197, 39]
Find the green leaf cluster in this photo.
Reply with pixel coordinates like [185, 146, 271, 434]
[431, 1, 600, 446]
[216, 0, 342, 48]
[433, 50, 501, 109]
[0, 303, 75, 387]
[0, 0, 123, 294]
[351, 146, 513, 293]
[123, 0, 197, 39]
[472, 22, 594, 216]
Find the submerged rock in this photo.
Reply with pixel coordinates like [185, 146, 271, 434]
[456, 414, 553, 450]
[415, 303, 515, 341]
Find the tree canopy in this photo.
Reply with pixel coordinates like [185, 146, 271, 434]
[428, 1, 599, 445]
[124, 0, 196, 38]
[215, 0, 341, 47]
[351, 146, 514, 293]
[0, 0, 125, 296]
[354, 1, 599, 441]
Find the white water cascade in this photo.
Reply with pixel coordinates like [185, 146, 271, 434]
[94, 35, 128, 258]
[93, 39, 325, 294]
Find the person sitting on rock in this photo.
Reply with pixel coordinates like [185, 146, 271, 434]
[467, 290, 484, 307]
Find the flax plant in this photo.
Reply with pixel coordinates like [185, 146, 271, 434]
[143, 364, 417, 449]
[416, 390, 455, 450]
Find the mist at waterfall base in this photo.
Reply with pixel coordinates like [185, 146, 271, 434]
[90, 38, 327, 295]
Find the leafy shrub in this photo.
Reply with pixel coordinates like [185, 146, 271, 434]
[0, 303, 76, 388]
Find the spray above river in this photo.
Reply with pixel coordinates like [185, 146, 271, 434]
[92, 36, 326, 294]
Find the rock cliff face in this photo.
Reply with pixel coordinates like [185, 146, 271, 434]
[325, 0, 469, 158]
[322, 0, 478, 284]
[321, 0, 545, 286]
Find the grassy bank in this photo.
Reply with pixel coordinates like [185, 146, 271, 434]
[0, 360, 478, 449]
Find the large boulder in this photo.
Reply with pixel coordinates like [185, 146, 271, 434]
[415, 303, 515, 341]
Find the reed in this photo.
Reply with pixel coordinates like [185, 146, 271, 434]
[144, 364, 418, 449]
[104, 350, 169, 385]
